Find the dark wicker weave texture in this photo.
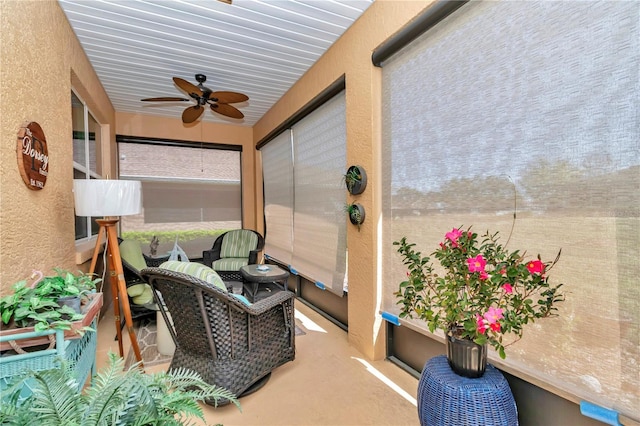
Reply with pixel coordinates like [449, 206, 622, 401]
[141, 267, 295, 405]
[417, 355, 518, 426]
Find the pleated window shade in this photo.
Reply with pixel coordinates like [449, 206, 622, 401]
[380, 0, 638, 418]
[118, 142, 242, 258]
[262, 131, 294, 266]
[262, 92, 348, 295]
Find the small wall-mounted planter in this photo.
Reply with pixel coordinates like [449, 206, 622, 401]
[344, 165, 367, 195]
[345, 203, 366, 231]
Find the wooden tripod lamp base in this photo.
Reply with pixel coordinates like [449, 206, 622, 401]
[89, 219, 144, 369]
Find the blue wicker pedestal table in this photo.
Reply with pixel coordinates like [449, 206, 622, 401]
[417, 355, 518, 426]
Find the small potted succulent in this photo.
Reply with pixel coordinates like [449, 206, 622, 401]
[343, 165, 367, 195]
[344, 203, 366, 231]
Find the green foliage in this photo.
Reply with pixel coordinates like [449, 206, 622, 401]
[343, 203, 363, 231]
[394, 227, 565, 359]
[343, 167, 362, 192]
[0, 269, 100, 332]
[0, 352, 240, 426]
[121, 230, 229, 246]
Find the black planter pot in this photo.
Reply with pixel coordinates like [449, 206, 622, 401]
[446, 334, 487, 378]
[345, 165, 367, 195]
[57, 296, 81, 314]
[347, 203, 365, 230]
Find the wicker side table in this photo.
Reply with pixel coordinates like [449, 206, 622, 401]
[417, 355, 518, 426]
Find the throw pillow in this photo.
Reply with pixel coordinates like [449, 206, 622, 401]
[159, 261, 227, 292]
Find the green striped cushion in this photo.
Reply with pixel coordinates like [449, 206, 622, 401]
[220, 230, 258, 259]
[211, 258, 249, 272]
[159, 261, 227, 292]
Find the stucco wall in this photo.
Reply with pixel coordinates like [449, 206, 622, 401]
[0, 0, 115, 293]
[253, 0, 435, 359]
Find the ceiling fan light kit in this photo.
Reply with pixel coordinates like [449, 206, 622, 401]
[141, 74, 248, 123]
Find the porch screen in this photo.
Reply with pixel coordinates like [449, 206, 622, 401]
[262, 131, 294, 266]
[261, 92, 347, 296]
[291, 94, 347, 294]
[118, 142, 242, 258]
[380, 0, 638, 419]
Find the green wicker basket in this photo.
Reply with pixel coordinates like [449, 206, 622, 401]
[0, 319, 98, 400]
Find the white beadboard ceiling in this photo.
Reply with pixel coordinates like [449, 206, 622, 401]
[58, 0, 374, 126]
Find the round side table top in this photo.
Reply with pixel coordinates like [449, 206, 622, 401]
[240, 264, 289, 283]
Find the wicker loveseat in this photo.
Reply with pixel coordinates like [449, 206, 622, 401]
[141, 265, 295, 405]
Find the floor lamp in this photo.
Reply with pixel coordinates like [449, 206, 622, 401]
[73, 179, 144, 368]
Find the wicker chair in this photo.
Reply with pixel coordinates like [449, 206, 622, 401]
[141, 267, 296, 405]
[202, 229, 265, 281]
[118, 239, 170, 321]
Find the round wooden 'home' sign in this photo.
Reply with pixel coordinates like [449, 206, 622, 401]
[17, 122, 49, 190]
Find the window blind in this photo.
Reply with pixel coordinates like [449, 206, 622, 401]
[380, 0, 638, 418]
[262, 131, 294, 266]
[291, 94, 347, 295]
[261, 92, 348, 296]
[118, 142, 242, 258]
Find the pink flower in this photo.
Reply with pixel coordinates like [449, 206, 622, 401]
[479, 271, 489, 281]
[527, 260, 545, 275]
[467, 255, 487, 273]
[445, 228, 463, 247]
[490, 322, 501, 332]
[502, 283, 513, 294]
[483, 306, 504, 324]
[476, 314, 488, 334]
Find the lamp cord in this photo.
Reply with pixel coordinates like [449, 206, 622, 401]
[98, 228, 109, 292]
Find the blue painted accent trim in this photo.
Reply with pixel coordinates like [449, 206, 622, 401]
[580, 401, 621, 426]
[315, 281, 326, 290]
[264, 254, 272, 260]
[381, 312, 401, 326]
[289, 266, 298, 275]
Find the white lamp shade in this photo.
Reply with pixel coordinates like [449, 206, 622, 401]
[73, 179, 142, 217]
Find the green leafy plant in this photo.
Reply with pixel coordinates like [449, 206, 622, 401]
[121, 229, 229, 246]
[343, 167, 362, 192]
[344, 203, 365, 231]
[0, 269, 101, 332]
[394, 227, 565, 359]
[0, 352, 240, 425]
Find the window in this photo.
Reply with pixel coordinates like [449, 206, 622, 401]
[117, 139, 242, 259]
[261, 91, 348, 296]
[72, 91, 102, 241]
[379, 0, 638, 418]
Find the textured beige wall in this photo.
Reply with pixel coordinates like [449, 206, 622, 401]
[115, 112, 257, 230]
[0, 0, 115, 293]
[254, 0, 435, 359]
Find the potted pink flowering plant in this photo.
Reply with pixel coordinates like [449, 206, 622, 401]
[394, 227, 564, 377]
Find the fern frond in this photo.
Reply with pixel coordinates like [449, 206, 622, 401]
[24, 364, 82, 425]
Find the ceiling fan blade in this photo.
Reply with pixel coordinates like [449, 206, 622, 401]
[210, 103, 244, 119]
[173, 77, 202, 97]
[141, 97, 190, 102]
[182, 106, 204, 123]
[210, 91, 249, 104]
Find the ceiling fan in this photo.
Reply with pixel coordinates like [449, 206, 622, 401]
[141, 74, 248, 123]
